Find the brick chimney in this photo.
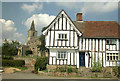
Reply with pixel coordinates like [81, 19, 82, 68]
[76, 13, 82, 21]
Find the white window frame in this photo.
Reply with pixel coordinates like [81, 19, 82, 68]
[106, 39, 116, 45]
[106, 53, 119, 61]
[58, 33, 67, 40]
[57, 51, 67, 59]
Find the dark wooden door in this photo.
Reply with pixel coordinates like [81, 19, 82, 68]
[79, 52, 85, 66]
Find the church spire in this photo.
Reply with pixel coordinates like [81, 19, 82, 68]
[30, 20, 35, 31]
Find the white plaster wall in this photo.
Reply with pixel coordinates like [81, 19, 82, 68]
[71, 31, 73, 46]
[103, 52, 106, 67]
[77, 52, 79, 68]
[86, 39, 88, 50]
[117, 39, 119, 50]
[49, 49, 78, 66]
[71, 53, 73, 65]
[75, 32, 77, 46]
[89, 39, 91, 51]
[85, 52, 88, 67]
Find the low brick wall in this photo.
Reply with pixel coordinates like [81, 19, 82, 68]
[47, 65, 76, 71]
[49, 72, 77, 77]
[46, 65, 116, 78]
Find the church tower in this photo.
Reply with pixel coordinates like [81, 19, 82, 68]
[27, 20, 37, 45]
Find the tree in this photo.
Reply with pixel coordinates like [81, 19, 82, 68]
[25, 50, 32, 55]
[37, 35, 48, 56]
[2, 39, 20, 56]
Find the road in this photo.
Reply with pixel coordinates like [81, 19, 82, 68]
[2, 68, 120, 80]
[2, 66, 59, 79]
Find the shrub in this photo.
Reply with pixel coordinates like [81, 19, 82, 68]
[91, 62, 102, 72]
[2, 60, 25, 67]
[25, 50, 32, 56]
[113, 66, 120, 77]
[2, 55, 13, 60]
[34, 57, 48, 73]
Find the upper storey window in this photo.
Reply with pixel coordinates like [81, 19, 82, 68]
[58, 34, 67, 40]
[106, 39, 116, 45]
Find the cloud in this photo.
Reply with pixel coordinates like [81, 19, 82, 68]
[56, 2, 84, 8]
[21, 3, 43, 13]
[0, 19, 25, 45]
[81, 2, 118, 14]
[56, 2, 118, 14]
[24, 14, 55, 34]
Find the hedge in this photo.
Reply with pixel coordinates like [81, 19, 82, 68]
[34, 57, 48, 73]
[2, 60, 25, 67]
[2, 56, 13, 60]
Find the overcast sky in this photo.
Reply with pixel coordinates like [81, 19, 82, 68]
[1, 2, 119, 45]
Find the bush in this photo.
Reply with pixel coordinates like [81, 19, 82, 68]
[25, 50, 32, 55]
[34, 57, 48, 73]
[2, 60, 25, 67]
[2, 55, 13, 60]
[113, 66, 120, 77]
[91, 62, 102, 72]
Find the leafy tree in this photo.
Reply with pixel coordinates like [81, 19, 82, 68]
[2, 39, 20, 56]
[37, 34, 48, 56]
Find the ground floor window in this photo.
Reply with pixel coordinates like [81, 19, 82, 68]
[58, 51, 67, 59]
[107, 53, 119, 61]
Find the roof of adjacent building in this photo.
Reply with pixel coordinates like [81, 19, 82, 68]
[73, 21, 120, 38]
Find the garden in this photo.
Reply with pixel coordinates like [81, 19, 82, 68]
[1, 39, 27, 73]
[34, 57, 120, 78]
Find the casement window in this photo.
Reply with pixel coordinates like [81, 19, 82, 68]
[58, 51, 67, 59]
[58, 34, 67, 40]
[107, 53, 119, 61]
[106, 39, 116, 45]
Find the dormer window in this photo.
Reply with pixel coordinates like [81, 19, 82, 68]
[106, 39, 116, 45]
[58, 34, 67, 40]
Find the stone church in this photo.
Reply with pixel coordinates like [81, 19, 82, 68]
[18, 21, 48, 56]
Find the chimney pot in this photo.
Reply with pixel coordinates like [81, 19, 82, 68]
[77, 13, 82, 21]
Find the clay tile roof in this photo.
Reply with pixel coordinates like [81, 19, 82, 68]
[73, 21, 120, 38]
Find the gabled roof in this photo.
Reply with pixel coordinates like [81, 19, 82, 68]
[73, 21, 120, 38]
[43, 9, 82, 36]
[43, 9, 120, 38]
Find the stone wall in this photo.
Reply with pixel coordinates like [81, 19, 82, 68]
[46, 65, 116, 78]
[47, 65, 76, 71]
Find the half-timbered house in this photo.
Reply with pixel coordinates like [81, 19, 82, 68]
[43, 9, 120, 68]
